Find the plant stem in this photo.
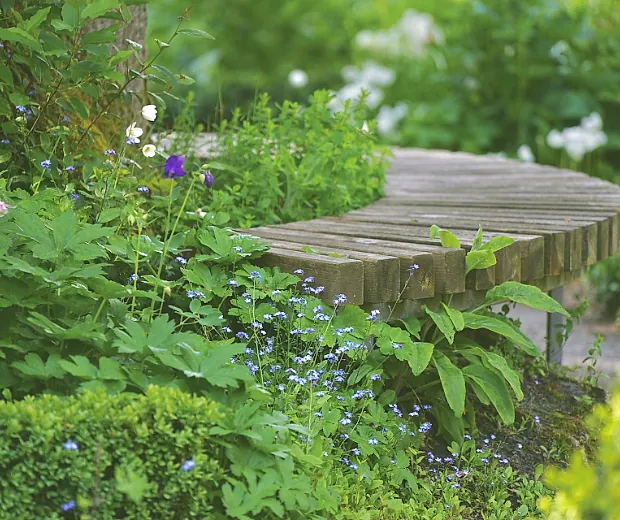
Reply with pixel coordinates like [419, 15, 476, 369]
[151, 177, 197, 318]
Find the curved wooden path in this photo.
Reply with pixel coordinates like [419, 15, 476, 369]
[248, 149, 620, 308]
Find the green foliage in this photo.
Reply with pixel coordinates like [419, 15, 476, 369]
[588, 252, 620, 320]
[0, 386, 322, 518]
[539, 385, 620, 518]
[208, 92, 389, 227]
[0, 0, 202, 189]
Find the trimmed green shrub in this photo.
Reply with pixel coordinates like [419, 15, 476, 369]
[0, 387, 225, 517]
[0, 387, 295, 518]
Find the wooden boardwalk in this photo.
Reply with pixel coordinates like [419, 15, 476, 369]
[246, 149, 620, 306]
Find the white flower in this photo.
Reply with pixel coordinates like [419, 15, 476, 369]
[288, 69, 308, 88]
[517, 144, 535, 163]
[562, 126, 588, 161]
[141, 104, 157, 122]
[362, 121, 370, 133]
[359, 61, 395, 88]
[398, 10, 444, 54]
[581, 112, 602, 132]
[546, 129, 564, 149]
[125, 123, 144, 143]
[376, 102, 408, 136]
[142, 144, 156, 158]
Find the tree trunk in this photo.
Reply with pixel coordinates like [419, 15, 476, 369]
[87, 4, 149, 119]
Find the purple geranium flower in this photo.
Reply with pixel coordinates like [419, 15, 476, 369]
[158, 155, 186, 179]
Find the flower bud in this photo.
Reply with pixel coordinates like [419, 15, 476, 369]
[200, 171, 214, 188]
[163, 286, 172, 297]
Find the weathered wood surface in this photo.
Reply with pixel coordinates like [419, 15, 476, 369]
[242, 149, 620, 305]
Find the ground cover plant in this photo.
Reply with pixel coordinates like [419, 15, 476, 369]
[0, 0, 610, 518]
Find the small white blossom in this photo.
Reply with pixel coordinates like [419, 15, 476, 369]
[125, 122, 143, 143]
[288, 69, 308, 88]
[581, 112, 602, 132]
[517, 144, 535, 163]
[546, 129, 564, 149]
[376, 102, 408, 136]
[141, 104, 157, 122]
[142, 144, 156, 158]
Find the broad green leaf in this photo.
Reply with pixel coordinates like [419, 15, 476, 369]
[82, 26, 120, 44]
[52, 211, 78, 251]
[61, 3, 80, 29]
[0, 27, 43, 51]
[462, 364, 515, 424]
[408, 342, 434, 375]
[377, 326, 414, 358]
[441, 303, 464, 331]
[395, 317, 421, 339]
[462, 312, 542, 357]
[465, 249, 496, 273]
[479, 236, 515, 253]
[430, 224, 461, 249]
[70, 97, 89, 119]
[463, 345, 523, 400]
[59, 355, 98, 379]
[468, 379, 491, 405]
[178, 28, 215, 39]
[175, 74, 195, 85]
[0, 63, 13, 86]
[80, 0, 121, 21]
[22, 7, 51, 32]
[88, 277, 130, 299]
[483, 281, 569, 316]
[432, 401, 464, 442]
[99, 358, 126, 380]
[433, 352, 465, 417]
[423, 305, 455, 345]
[12, 353, 64, 380]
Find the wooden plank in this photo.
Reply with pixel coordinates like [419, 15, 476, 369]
[258, 238, 400, 304]
[610, 213, 620, 256]
[341, 211, 555, 278]
[381, 196, 620, 211]
[351, 205, 610, 268]
[281, 219, 523, 285]
[246, 227, 440, 299]
[254, 247, 365, 305]
[598, 219, 610, 261]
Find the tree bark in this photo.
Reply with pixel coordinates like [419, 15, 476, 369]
[87, 4, 149, 118]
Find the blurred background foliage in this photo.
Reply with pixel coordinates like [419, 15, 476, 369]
[149, 0, 620, 318]
[149, 0, 620, 178]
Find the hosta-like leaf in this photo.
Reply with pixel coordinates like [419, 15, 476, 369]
[462, 364, 515, 424]
[462, 345, 523, 400]
[465, 249, 496, 273]
[441, 303, 464, 331]
[479, 236, 515, 253]
[462, 312, 542, 357]
[430, 225, 461, 249]
[433, 352, 465, 417]
[483, 281, 569, 316]
[408, 342, 434, 376]
[423, 305, 455, 345]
